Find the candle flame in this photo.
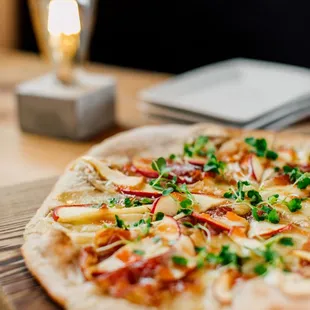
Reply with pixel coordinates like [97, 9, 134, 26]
[48, 0, 81, 36]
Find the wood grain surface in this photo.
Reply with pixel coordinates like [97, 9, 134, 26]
[0, 177, 60, 310]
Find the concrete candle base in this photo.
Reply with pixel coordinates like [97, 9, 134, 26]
[16, 70, 116, 140]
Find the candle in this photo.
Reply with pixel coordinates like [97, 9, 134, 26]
[48, 0, 81, 84]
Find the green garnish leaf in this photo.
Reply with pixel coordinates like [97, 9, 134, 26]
[223, 191, 234, 199]
[178, 208, 193, 216]
[182, 221, 195, 228]
[108, 198, 117, 208]
[267, 209, 280, 224]
[254, 264, 268, 275]
[209, 245, 241, 267]
[140, 197, 153, 204]
[252, 207, 266, 221]
[263, 245, 278, 263]
[162, 187, 174, 196]
[247, 190, 263, 206]
[151, 157, 170, 176]
[152, 235, 161, 243]
[266, 150, 278, 160]
[203, 154, 226, 174]
[297, 177, 310, 190]
[286, 198, 303, 212]
[124, 197, 132, 207]
[180, 198, 192, 208]
[169, 154, 176, 160]
[278, 237, 294, 246]
[133, 249, 145, 256]
[155, 212, 165, 221]
[252, 205, 279, 224]
[283, 165, 310, 189]
[115, 215, 127, 229]
[245, 137, 278, 160]
[184, 136, 209, 157]
[172, 256, 188, 266]
[268, 194, 279, 205]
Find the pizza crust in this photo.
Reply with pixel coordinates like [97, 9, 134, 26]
[22, 123, 310, 310]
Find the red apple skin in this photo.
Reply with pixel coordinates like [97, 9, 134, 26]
[260, 224, 291, 238]
[132, 158, 159, 178]
[120, 188, 162, 198]
[52, 203, 103, 221]
[136, 169, 159, 178]
[187, 157, 207, 166]
[150, 195, 180, 216]
[151, 197, 161, 214]
[250, 154, 264, 182]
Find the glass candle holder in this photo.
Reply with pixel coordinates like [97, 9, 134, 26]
[28, 0, 97, 65]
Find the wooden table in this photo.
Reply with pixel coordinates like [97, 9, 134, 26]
[0, 49, 170, 187]
[0, 49, 309, 187]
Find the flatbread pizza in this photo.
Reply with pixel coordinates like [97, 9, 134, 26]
[22, 124, 310, 310]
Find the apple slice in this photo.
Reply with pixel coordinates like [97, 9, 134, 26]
[213, 270, 237, 304]
[229, 227, 262, 249]
[248, 221, 290, 238]
[110, 205, 150, 215]
[278, 148, 295, 163]
[279, 273, 310, 297]
[151, 195, 179, 216]
[185, 156, 207, 166]
[120, 183, 161, 198]
[292, 250, 310, 262]
[193, 211, 248, 231]
[82, 156, 143, 188]
[153, 215, 180, 241]
[174, 234, 196, 257]
[157, 235, 197, 282]
[250, 154, 264, 182]
[95, 237, 171, 273]
[53, 204, 110, 223]
[116, 213, 145, 224]
[151, 193, 227, 216]
[132, 157, 158, 178]
[193, 194, 228, 212]
[218, 139, 239, 155]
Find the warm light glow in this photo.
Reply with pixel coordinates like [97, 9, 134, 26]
[48, 0, 81, 36]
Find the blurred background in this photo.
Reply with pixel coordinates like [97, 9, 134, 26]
[0, 0, 309, 187]
[3, 0, 309, 73]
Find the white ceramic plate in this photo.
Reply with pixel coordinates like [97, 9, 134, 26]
[140, 58, 310, 124]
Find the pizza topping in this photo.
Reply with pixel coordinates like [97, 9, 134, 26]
[213, 269, 239, 304]
[120, 183, 161, 198]
[244, 137, 278, 160]
[278, 237, 294, 246]
[183, 135, 210, 158]
[203, 154, 226, 175]
[283, 165, 310, 189]
[52, 204, 110, 224]
[252, 205, 280, 224]
[49, 132, 310, 307]
[151, 193, 227, 217]
[285, 197, 304, 212]
[248, 221, 289, 238]
[224, 180, 251, 201]
[82, 156, 144, 188]
[248, 153, 264, 182]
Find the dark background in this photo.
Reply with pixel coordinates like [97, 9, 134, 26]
[19, 0, 310, 74]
